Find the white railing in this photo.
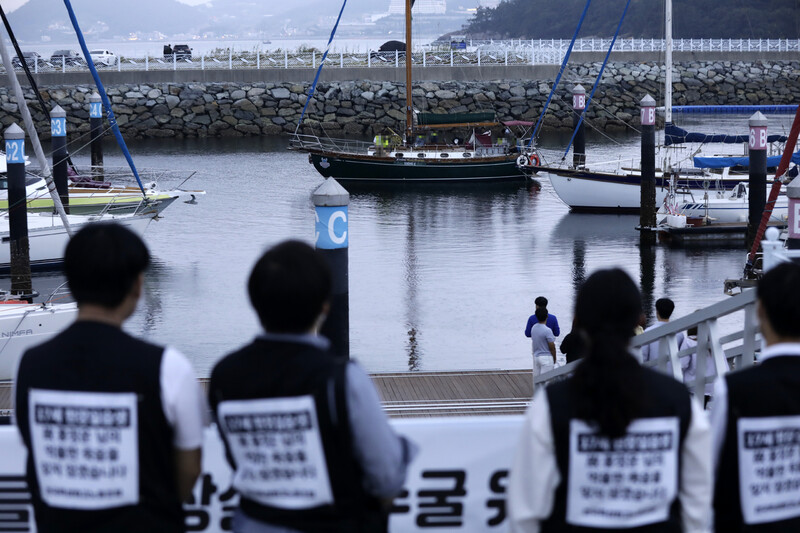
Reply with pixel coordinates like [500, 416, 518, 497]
[536, 287, 759, 399]
[8, 38, 798, 75]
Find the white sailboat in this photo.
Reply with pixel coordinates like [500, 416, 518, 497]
[538, 0, 757, 212]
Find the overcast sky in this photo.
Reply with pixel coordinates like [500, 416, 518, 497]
[4, 0, 212, 11]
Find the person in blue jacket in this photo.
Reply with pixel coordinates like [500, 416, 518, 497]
[525, 296, 560, 337]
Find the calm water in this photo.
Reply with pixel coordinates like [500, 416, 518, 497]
[17, 113, 795, 377]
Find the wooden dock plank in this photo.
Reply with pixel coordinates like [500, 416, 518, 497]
[0, 369, 536, 419]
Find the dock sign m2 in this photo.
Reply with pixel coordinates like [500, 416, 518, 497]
[315, 206, 348, 249]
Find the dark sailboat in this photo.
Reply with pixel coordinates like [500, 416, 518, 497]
[289, 0, 528, 183]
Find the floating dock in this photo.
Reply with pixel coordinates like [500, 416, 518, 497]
[652, 222, 787, 247]
[0, 369, 534, 420]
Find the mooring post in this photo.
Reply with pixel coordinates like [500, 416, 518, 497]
[572, 84, 586, 168]
[313, 178, 350, 359]
[50, 105, 69, 214]
[5, 124, 32, 300]
[787, 176, 800, 249]
[89, 92, 104, 182]
[747, 112, 768, 250]
[640, 94, 657, 246]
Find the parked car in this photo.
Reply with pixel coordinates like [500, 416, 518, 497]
[11, 51, 43, 69]
[172, 44, 192, 60]
[89, 49, 117, 67]
[49, 50, 83, 66]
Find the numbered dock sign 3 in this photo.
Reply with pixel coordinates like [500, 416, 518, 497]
[51, 117, 67, 138]
[315, 206, 348, 249]
[5, 139, 25, 164]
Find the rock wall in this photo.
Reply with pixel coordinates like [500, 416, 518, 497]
[3, 60, 799, 140]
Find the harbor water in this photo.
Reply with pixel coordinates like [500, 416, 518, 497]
[15, 113, 795, 377]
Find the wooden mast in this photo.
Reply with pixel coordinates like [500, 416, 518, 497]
[404, 0, 413, 145]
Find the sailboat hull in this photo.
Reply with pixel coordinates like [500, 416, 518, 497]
[0, 213, 155, 271]
[546, 168, 741, 212]
[310, 152, 527, 182]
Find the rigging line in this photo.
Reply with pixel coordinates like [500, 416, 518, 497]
[562, 0, 632, 161]
[63, 0, 147, 197]
[553, 94, 626, 145]
[528, 0, 592, 148]
[0, 4, 79, 175]
[294, 0, 348, 135]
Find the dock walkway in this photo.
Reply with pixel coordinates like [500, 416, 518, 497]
[0, 369, 533, 420]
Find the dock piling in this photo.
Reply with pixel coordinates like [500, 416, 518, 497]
[747, 112, 768, 250]
[313, 178, 350, 359]
[787, 176, 800, 249]
[50, 105, 69, 214]
[572, 84, 586, 168]
[640, 94, 657, 246]
[89, 92, 104, 182]
[5, 124, 32, 300]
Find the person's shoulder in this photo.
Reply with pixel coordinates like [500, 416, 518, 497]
[209, 342, 259, 383]
[640, 365, 690, 395]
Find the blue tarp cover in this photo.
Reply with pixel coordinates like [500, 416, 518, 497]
[666, 124, 788, 146]
[694, 152, 800, 169]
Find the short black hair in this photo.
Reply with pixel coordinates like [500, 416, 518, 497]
[758, 262, 800, 338]
[534, 296, 548, 308]
[655, 298, 675, 319]
[248, 240, 332, 334]
[64, 223, 150, 308]
[535, 307, 548, 322]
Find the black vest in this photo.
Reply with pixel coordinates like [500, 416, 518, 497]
[14, 321, 182, 533]
[714, 355, 800, 532]
[208, 338, 385, 533]
[542, 367, 692, 533]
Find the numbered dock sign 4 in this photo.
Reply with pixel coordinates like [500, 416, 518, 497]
[315, 206, 348, 249]
[5, 139, 25, 164]
[90, 102, 102, 119]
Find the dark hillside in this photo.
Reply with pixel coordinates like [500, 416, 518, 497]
[465, 0, 800, 38]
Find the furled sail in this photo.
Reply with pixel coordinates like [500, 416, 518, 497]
[666, 124, 788, 146]
[694, 152, 800, 169]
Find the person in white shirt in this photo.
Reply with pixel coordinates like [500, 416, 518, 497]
[530, 308, 556, 388]
[641, 297, 685, 364]
[509, 268, 711, 533]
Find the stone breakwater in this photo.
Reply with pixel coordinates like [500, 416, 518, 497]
[3, 60, 799, 140]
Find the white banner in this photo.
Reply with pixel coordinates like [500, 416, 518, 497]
[0, 415, 523, 532]
[738, 415, 800, 525]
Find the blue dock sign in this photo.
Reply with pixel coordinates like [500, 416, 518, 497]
[315, 206, 348, 249]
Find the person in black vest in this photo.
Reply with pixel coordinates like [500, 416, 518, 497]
[14, 223, 207, 533]
[508, 268, 711, 532]
[711, 261, 800, 531]
[208, 240, 415, 533]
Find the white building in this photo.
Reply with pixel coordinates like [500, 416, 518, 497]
[388, 0, 447, 15]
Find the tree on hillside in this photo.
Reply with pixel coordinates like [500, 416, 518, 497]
[464, 0, 800, 38]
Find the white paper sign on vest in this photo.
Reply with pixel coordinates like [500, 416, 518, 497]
[216, 396, 333, 509]
[28, 389, 139, 510]
[566, 417, 679, 528]
[738, 415, 800, 524]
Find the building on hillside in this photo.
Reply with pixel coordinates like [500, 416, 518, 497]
[388, 0, 447, 15]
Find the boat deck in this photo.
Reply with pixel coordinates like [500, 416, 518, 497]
[0, 369, 534, 420]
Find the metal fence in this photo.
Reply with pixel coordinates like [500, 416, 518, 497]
[7, 38, 798, 75]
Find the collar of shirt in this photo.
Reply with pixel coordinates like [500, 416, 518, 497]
[760, 342, 800, 362]
[257, 331, 331, 351]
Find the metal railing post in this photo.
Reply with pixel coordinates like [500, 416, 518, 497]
[340, 51, 343, 68]
[256, 51, 259, 69]
[395, 49, 398, 68]
[229, 48, 232, 70]
[284, 49, 288, 68]
[450, 50, 453, 66]
[423, 50, 426, 67]
[313, 50, 316, 69]
[202, 53, 204, 70]
[477, 49, 481, 66]
[173, 53, 176, 70]
[62, 56, 65, 73]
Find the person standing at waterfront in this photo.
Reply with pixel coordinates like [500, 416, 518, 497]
[641, 298, 684, 363]
[14, 223, 207, 533]
[525, 296, 560, 337]
[711, 262, 800, 531]
[531, 308, 556, 379]
[509, 269, 711, 532]
[209, 240, 414, 533]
